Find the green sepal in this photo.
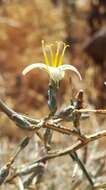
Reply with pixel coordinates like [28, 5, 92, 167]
[48, 82, 57, 114]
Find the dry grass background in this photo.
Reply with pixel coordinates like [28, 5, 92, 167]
[0, 0, 106, 189]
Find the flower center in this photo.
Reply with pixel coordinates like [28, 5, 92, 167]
[48, 66, 65, 82]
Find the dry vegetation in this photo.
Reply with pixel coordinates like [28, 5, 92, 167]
[0, 0, 106, 189]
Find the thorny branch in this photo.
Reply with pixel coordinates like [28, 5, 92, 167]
[2, 129, 106, 188]
[32, 130, 106, 163]
[0, 92, 106, 189]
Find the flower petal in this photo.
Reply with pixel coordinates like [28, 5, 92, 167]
[59, 64, 82, 80]
[22, 63, 48, 75]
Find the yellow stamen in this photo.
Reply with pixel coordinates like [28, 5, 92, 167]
[42, 40, 50, 66]
[54, 41, 61, 67]
[47, 44, 54, 66]
[58, 43, 69, 66]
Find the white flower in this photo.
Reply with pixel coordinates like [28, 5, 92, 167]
[22, 41, 82, 84]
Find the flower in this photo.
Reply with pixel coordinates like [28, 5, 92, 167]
[22, 41, 82, 85]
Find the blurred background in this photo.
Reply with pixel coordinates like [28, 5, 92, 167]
[0, 0, 105, 136]
[0, 0, 106, 189]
